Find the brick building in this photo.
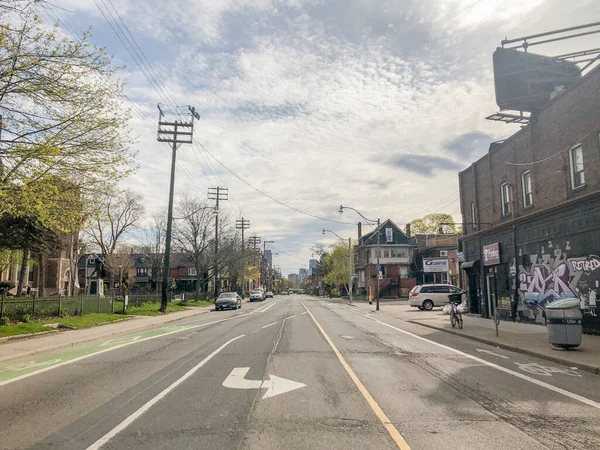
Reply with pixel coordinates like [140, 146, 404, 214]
[459, 64, 600, 333]
[412, 234, 460, 286]
[354, 219, 416, 298]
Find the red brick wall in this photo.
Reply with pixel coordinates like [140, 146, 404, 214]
[461, 66, 600, 235]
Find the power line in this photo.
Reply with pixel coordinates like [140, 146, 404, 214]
[194, 138, 355, 225]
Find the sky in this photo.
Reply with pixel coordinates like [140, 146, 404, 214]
[44, 0, 600, 275]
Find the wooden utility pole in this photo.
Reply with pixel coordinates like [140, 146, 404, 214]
[235, 217, 250, 298]
[157, 105, 199, 312]
[208, 187, 228, 298]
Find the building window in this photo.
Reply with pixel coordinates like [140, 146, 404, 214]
[188, 267, 197, 276]
[399, 266, 409, 277]
[137, 267, 148, 276]
[471, 202, 477, 229]
[391, 248, 408, 258]
[521, 171, 533, 207]
[383, 249, 390, 258]
[28, 265, 34, 283]
[569, 145, 585, 189]
[501, 182, 511, 216]
[385, 228, 393, 243]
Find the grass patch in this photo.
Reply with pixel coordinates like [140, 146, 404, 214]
[179, 299, 214, 308]
[113, 301, 187, 316]
[43, 313, 126, 328]
[0, 313, 129, 338]
[0, 322, 49, 338]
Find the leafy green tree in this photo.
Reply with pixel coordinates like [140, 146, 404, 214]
[323, 243, 352, 296]
[410, 213, 458, 234]
[0, 2, 134, 224]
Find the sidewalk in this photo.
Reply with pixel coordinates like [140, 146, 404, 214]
[0, 306, 213, 363]
[341, 299, 600, 375]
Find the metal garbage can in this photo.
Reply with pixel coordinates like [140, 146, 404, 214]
[545, 298, 582, 349]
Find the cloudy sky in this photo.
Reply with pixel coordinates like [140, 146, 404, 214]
[46, 0, 599, 275]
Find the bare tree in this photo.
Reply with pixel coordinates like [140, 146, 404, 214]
[172, 195, 213, 300]
[86, 189, 144, 256]
[140, 213, 166, 294]
[104, 246, 134, 294]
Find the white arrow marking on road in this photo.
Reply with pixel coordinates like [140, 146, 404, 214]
[222, 367, 306, 399]
[476, 348, 510, 359]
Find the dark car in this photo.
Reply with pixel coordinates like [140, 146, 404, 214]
[215, 292, 242, 311]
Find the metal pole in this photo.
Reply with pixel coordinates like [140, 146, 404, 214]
[214, 187, 220, 299]
[348, 237, 353, 304]
[376, 218, 380, 311]
[161, 131, 177, 313]
[241, 224, 245, 298]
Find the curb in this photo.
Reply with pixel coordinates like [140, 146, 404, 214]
[408, 320, 600, 375]
[0, 307, 212, 363]
[0, 330, 58, 343]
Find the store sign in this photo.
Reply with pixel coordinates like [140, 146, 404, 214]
[423, 259, 449, 273]
[483, 243, 501, 266]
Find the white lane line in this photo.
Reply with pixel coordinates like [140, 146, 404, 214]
[0, 312, 256, 388]
[262, 322, 278, 329]
[256, 299, 282, 313]
[283, 314, 296, 321]
[333, 303, 600, 410]
[86, 335, 245, 450]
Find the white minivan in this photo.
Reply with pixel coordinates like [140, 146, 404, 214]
[408, 284, 465, 310]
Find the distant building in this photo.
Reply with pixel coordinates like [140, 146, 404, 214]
[265, 250, 273, 269]
[308, 259, 318, 276]
[299, 268, 308, 283]
[288, 273, 299, 287]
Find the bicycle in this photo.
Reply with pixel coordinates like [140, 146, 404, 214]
[449, 300, 463, 329]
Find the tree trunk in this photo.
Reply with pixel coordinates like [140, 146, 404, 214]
[16, 247, 28, 297]
[195, 263, 202, 301]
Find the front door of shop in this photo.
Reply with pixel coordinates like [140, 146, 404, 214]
[486, 273, 497, 318]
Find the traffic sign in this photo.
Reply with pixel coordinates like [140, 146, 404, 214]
[376, 264, 381, 271]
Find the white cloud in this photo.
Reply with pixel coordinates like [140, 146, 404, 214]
[54, 0, 599, 275]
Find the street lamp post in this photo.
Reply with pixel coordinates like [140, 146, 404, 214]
[339, 205, 380, 311]
[263, 240, 274, 289]
[322, 229, 353, 304]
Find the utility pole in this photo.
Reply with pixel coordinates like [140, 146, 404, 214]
[208, 186, 228, 299]
[248, 235, 261, 290]
[157, 105, 199, 313]
[348, 237, 353, 304]
[235, 217, 250, 298]
[376, 218, 381, 311]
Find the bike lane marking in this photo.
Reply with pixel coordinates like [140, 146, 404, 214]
[0, 312, 257, 387]
[329, 301, 600, 410]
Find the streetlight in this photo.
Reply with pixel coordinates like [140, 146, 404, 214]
[339, 205, 381, 311]
[322, 229, 353, 304]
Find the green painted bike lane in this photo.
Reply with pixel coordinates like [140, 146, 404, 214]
[0, 324, 203, 385]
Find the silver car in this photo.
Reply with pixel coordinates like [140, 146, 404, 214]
[215, 292, 242, 311]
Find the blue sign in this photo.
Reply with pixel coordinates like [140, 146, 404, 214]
[376, 264, 381, 271]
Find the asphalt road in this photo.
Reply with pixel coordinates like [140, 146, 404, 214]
[1, 295, 599, 450]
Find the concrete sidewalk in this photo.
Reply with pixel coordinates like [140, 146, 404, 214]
[0, 306, 213, 363]
[335, 299, 600, 374]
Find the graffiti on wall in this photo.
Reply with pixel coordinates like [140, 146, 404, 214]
[518, 240, 598, 320]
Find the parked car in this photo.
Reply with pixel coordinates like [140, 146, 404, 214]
[215, 292, 242, 311]
[408, 284, 465, 311]
[249, 288, 265, 302]
[265, 291, 274, 298]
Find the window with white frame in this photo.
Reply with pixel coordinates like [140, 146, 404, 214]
[471, 202, 477, 229]
[383, 249, 390, 258]
[399, 266, 409, 278]
[569, 145, 585, 189]
[391, 248, 408, 258]
[188, 267, 197, 276]
[521, 170, 533, 207]
[501, 182, 511, 216]
[137, 267, 148, 276]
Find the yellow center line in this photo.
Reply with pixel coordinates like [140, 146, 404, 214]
[299, 300, 411, 450]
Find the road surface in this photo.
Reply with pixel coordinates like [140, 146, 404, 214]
[1, 295, 599, 449]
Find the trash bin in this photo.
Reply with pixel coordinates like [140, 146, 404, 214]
[545, 298, 582, 349]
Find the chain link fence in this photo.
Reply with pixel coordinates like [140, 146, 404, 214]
[0, 294, 113, 321]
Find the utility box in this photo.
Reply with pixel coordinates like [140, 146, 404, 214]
[546, 298, 582, 349]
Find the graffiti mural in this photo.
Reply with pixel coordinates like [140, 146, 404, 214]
[518, 241, 598, 322]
